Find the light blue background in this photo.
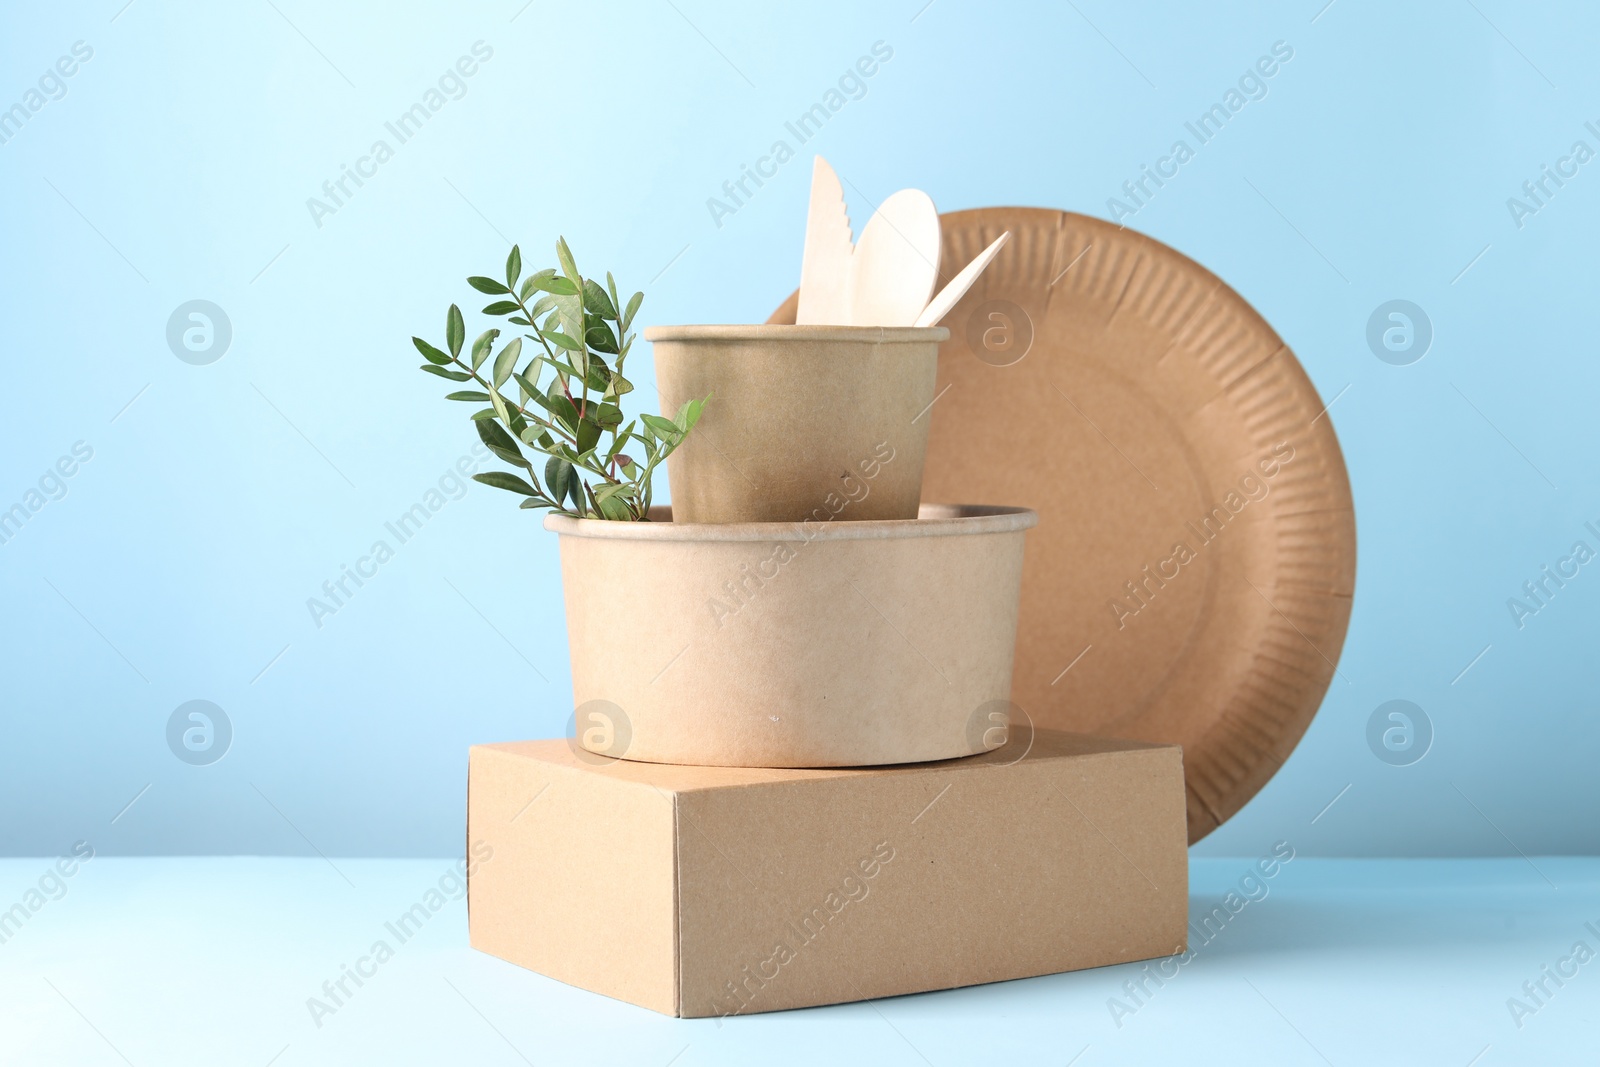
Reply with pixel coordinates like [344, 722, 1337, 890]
[3, 0, 1595, 858]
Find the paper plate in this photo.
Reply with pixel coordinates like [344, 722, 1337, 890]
[769, 208, 1355, 842]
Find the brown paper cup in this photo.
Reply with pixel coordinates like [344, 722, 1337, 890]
[546, 504, 1037, 768]
[646, 325, 947, 524]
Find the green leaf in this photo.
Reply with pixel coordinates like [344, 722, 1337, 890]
[528, 295, 557, 321]
[446, 305, 464, 358]
[606, 273, 621, 322]
[554, 292, 584, 332]
[593, 402, 624, 428]
[594, 481, 632, 503]
[555, 237, 580, 288]
[521, 415, 560, 447]
[509, 316, 532, 326]
[575, 417, 602, 454]
[622, 291, 643, 331]
[641, 413, 682, 440]
[548, 389, 580, 431]
[489, 387, 510, 424]
[544, 456, 575, 509]
[585, 322, 619, 354]
[541, 328, 584, 352]
[581, 356, 612, 394]
[473, 471, 540, 496]
[546, 451, 584, 510]
[470, 407, 498, 421]
[525, 386, 559, 419]
[596, 493, 631, 520]
[520, 268, 556, 302]
[476, 417, 529, 469]
[468, 275, 512, 294]
[581, 278, 617, 320]
[471, 328, 499, 371]
[606, 422, 636, 461]
[505, 245, 522, 289]
[512, 371, 542, 401]
[553, 293, 587, 377]
[445, 390, 491, 402]
[528, 275, 577, 296]
[493, 337, 523, 389]
[675, 395, 707, 434]
[413, 337, 450, 365]
[482, 300, 520, 316]
[421, 364, 473, 382]
[531, 353, 576, 381]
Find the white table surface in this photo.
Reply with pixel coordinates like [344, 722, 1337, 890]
[1, 857, 1594, 1066]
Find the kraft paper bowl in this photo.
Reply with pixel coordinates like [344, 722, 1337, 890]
[546, 504, 1037, 768]
[645, 324, 947, 524]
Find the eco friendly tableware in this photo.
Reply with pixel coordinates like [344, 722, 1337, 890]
[795, 156, 940, 327]
[645, 324, 946, 523]
[796, 155, 853, 325]
[770, 208, 1357, 842]
[913, 231, 1012, 327]
[847, 188, 940, 326]
[546, 504, 1038, 768]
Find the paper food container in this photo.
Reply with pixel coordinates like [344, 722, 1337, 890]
[646, 324, 946, 524]
[545, 504, 1037, 768]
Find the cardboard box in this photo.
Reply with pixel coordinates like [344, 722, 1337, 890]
[467, 728, 1187, 1017]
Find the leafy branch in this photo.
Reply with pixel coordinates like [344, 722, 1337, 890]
[411, 238, 705, 520]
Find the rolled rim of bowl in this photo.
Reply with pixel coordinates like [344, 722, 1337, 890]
[543, 504, 1037, 542]
[643, 324, 949, 344]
